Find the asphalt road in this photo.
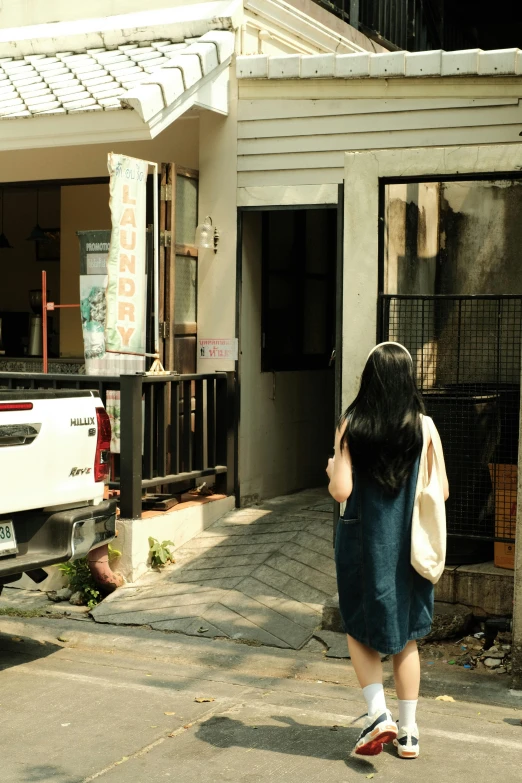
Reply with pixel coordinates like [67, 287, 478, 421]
[1, 617, 521, 783]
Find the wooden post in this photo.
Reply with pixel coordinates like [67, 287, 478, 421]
[120, 374, 143, 520]
[216, 372, 236, 497]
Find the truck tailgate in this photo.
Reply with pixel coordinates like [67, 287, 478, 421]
[0, 390, 104, 514]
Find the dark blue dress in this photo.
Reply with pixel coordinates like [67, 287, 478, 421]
[335, 456, 434, 655]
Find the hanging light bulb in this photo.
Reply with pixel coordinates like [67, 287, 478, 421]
[195, 216, 219, 253]
[0, 189, 13, 249]
[26, 188, 48, 242]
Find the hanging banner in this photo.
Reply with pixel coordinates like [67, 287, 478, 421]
[78, 228, 146, 453]
[105, 153, 148, 356]
[78, 230, 111, 374]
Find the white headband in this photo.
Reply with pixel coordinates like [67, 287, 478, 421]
[367, 341, 412, 361]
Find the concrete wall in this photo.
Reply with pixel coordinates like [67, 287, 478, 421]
[385, 179, 522, 388]
[196, 77, 238, 375]
[239, 211, 335, 504]
[440, 180, 522, 296]
[385, 182, 440, 297]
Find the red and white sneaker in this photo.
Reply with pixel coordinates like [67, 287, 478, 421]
[354, 709, 398, 756]
[394, 724, 420, 759]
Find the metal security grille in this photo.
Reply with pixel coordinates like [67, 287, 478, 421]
[380, 295, 521, 548]
[312, 0, 470, 52]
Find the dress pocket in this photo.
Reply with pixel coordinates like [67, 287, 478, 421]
[335, 516, 362, 568]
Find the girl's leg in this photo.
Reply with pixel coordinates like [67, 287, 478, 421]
[347, 635, 397, 756]
[393, 640, 420, 701]
[348, 635, 386, 715]
[392, 641, 421, 758]
[347, 634, 383, 689]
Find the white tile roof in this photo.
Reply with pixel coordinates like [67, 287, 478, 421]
[0, 30, 234, 120]
[236, 48, 522, 80]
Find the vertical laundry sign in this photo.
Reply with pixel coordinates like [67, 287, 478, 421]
[105, 153, 148, 355]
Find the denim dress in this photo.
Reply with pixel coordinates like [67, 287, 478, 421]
[335, 456, 434, 655]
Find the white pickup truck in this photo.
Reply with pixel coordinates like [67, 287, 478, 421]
[0, 388, 117, 591]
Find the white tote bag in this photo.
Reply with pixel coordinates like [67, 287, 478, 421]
[411, 415, 447, 584]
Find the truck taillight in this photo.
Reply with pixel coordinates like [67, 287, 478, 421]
[0, 402, 33, 412]
[95, 408, 111, 483]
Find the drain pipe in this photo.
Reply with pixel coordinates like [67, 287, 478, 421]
[87, 544, 124, 594]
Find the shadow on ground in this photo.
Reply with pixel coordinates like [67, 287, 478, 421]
[196, 714, 377, 776]
[0, 631, 60, 672]
[18, 765, 79, 783]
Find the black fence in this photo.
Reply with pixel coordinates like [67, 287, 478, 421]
[0, 371, 236, 520]
[314, 0, 469, 52]
[381, 295, 520, 560]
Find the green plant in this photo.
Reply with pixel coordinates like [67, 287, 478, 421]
[58, 558, 101, 609]
[108, 544, 122, 562]
[148, 537, 175, 569]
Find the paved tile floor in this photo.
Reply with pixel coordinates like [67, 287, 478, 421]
[92, 488, 336, 649]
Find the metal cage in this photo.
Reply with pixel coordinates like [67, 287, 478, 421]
[380, 294, 520, 561]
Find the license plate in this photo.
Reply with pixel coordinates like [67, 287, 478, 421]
[0, 521, 18, 556]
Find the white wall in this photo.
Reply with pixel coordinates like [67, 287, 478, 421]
[0, 1, 211, 28]
[0, 119, 198, 184]
[196, 76, 238, 374]
[236, 80, 522, 192]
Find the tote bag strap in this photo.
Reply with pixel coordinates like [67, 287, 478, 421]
[425, 415, 443, 483]
[419, 414, 430, 486]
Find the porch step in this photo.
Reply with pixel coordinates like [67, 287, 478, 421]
[322, 562, 515, 634]
[93, 488, 333, 650]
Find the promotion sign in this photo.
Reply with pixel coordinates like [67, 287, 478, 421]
[105, 153, 148, 356]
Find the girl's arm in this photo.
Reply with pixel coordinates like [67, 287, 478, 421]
[326, 420, 353, 503]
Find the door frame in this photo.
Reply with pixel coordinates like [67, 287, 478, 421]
[236, 202, 339, 509]
[341, 140, 522, 685]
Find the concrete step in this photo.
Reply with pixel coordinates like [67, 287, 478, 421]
[322, 561, 514, 635]
[322, 595, 474, 641]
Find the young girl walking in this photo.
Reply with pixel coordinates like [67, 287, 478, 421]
[327, 342, 449, 759]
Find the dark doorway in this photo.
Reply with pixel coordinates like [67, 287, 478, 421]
[238, 205, 338, 505]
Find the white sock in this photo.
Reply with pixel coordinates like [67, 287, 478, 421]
[398, 699, 418, 729]
[362, 683, 386, 716]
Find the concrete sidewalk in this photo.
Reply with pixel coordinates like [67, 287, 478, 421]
[92, 488, 335, 649]
[0, 616, 521, 782]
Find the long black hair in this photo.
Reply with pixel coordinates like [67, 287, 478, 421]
[340, 343, 425, 494]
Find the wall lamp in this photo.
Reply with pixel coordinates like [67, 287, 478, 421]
[195, 216, 219, 253]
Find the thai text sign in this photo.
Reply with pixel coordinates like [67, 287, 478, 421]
[199, 338, 238, 360]
[105, 153, 148, 354]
